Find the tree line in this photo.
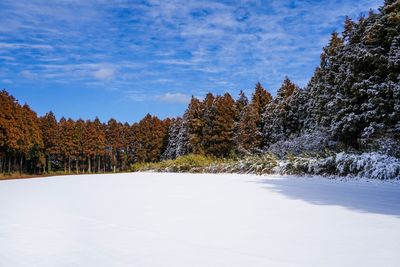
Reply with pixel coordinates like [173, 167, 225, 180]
[1, 0, 399, 174]
[0, 94, 171, 174]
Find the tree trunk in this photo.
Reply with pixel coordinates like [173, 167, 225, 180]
[88, 157, 91, 174]
[8, 156, 11, 173]
[76, 158, 79, 174]
[68, 156, 71, 174]
[13, 157, 17, 173]
[1, 157, 4, 173]
[97, 156, 101, 173]
[19, 156, 23, 174]
[48, 155, 52, 173]
[113, 153, 116, 173]
[43, 156, 47, 174]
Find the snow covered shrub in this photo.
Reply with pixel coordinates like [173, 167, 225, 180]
[207, 154, 278, 175]
[362, 137, 400, 158]
[237, 154, 278, 174]
[131, 152, 399, 180]
[278, 155, 311, 175]
[273, 153, 400, 179]
[268, 130, 334, 158]
[131, 154, 218, 173]
[334, 152, 400, 180]
[276, 155, 336, 176]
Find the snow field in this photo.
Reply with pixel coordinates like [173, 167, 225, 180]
[0, 173, 399, 266]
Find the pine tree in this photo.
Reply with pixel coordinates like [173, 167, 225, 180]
[39, 112, 59, 173]
[162, 117, 183, 160]
[105, 118, 122, 172]
[235, 90, 249, 121]
[132, 114, 168, 162]
[59, 118, 75, 173]
[263, 77, 300, 147]
[176, 114, 190, 157]
[233, 90, 249, 152]
[203, 93, 236, 157]
[186, 96, 206, 154]
[250, 82, 272, 148]
[252, 82, 272, 120]
[237, 104, 261, 154]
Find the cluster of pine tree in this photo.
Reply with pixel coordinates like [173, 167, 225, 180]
[1, 1, 399, 175]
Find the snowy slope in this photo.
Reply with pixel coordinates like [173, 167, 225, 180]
[0, 173, 399, 267]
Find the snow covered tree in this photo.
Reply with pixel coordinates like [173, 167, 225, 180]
[233, 90, 250, 153]
[235, 90, 249, 122]
[251, 82, 272, 124]
[263, 77, 301, 147]
[250, 82, 272, 148]
[162, 117, 183, 160]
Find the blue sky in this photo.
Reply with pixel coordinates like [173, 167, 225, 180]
[0, 0, 382, 123]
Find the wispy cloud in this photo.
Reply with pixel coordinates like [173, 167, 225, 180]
[94, 67, 116, 80]
[20, 70, 35, 79]
[155, 92, 191, 104]
[1, 79, 12, 84]
[124, 91, 192, 104]
[0, 42, 53, 50]
[126, 91, 147, 102]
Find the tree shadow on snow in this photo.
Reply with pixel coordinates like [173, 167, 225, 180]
[254, 177, 400, 218]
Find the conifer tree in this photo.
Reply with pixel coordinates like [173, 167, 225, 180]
[105, 118, 122, 172]
[162, 117, 183, 160]
[92, 118, 106, 172]
[235, 90, 249, 122]
[237, 104, 261, 154]
[39, 112, 59, 173]
[132, 114, 168, 162]
[203, 93, 236, 157]
[263, 77, 300, 146]
[252, 83, 272, 122]
[250, 82, 272, 148]
[186, 96, 206, 154]
[233, 90, 249, 152]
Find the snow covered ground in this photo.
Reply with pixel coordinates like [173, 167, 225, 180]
[0, 173, 400, 267]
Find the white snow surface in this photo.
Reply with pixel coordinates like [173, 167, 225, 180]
[0, 172, 400, 267]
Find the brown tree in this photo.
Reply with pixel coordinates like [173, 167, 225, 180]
[132, 114, 168, 162]
[186, 96, 206, 154]
[203, 93, 236, 157]
[40, 112, 59, 173]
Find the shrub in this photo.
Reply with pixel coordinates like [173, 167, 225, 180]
[131, 152, 400, 180]
[268, 130, 335, 158]
[130, 154, 218, 173]
[334, 152, 400, 180]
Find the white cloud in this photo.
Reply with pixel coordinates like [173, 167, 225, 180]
[20, 70, 35, 79]
[0, 42, 53, 50]
[156, 92, 191, 104]
[1, 79, 13, 84]
[94, 67, 115, 80]
[125, 91, 146, 102]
